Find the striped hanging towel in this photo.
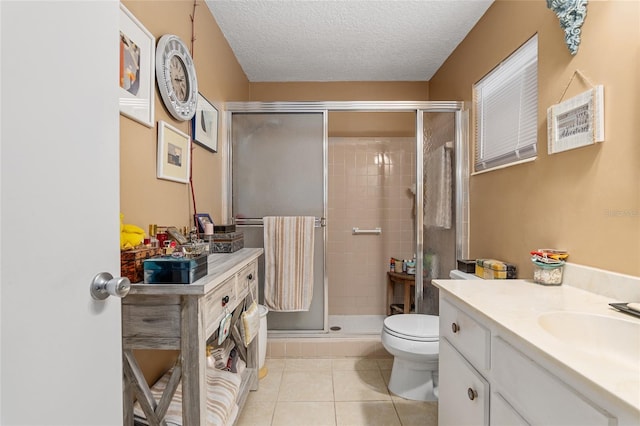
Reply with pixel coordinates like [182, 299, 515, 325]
[263, 216, 315, 311]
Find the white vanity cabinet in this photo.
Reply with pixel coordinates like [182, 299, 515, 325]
[438, 293, 623, 426]
[439, 298, 490, 426]
[121, 248, 263, 426]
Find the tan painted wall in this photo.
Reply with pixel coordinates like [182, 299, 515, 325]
[119, 0, 250, 387]
[120, 0, 250, 232]
[430, 0, 640, 277]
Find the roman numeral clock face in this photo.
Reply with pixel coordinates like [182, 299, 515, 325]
[155, 35, 198, 121]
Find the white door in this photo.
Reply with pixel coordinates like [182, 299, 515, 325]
[1, 1, 122, 424]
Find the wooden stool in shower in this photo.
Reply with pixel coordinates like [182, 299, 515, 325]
[387, 271, 415, 315]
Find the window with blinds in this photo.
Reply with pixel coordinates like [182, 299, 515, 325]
[474, 35, 538, 172]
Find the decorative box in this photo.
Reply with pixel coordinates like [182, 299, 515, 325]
[143, 254, 208, 284]
[475, 259, 517, 279]
[214, 224, 236, 234]
[209, 231, 244, 253]
[457, 259, 476, 273]
[121, 247, 164, 283]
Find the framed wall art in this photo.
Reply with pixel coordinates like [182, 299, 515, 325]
[191, 93, 219, 152]
[194, 213, 214, 233]
[119, 4, 155, 127]
[157, 121, 191, 183]
[547, 85, 604, 154]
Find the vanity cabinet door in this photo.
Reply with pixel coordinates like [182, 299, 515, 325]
[439, 338, 489, 426]
[491, 392, 529, 426]
[492, 337, 616, 426]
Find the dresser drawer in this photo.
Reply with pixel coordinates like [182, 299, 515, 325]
[440, 298, 490, 370]
[492, 337, 615, 426]
[236, 260, 257, 300]
[203, 275, 236, 338]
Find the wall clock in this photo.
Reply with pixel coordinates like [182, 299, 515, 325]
[155, 34, 198, 121]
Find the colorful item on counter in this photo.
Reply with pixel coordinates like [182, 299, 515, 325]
[530, 248, 569, 262]
[120, 213, 146, 250]
[475, 259, 517, 279]
[530, 248, 568, 285]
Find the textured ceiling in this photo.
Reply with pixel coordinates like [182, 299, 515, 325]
[205, 0, 493, 82]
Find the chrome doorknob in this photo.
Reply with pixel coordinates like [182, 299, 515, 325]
[90, 272, 131, 300]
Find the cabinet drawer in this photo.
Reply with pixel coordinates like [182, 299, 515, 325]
[492, 337, 615, 426]
[203, 275, 236, 338]
[439, 338, 489, 426]
[440, 298, 490, 370]
[236, 261, 257, 300]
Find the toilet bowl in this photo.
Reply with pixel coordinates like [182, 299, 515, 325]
[381, 314, 439, 401]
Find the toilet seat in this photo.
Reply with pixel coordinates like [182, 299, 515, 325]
[383, 314, 439, 342]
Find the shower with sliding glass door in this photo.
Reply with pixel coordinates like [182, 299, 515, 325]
[226, 102, 468, 337]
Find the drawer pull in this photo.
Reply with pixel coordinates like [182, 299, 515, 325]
[221, 295, 229, 306]
[452, 322, 460, 333]
[247, 273, 253, 281]
[467, 387, 478, 401]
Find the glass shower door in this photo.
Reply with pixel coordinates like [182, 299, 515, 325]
[419, 110, 467, 315]
[231, 112, 326, 331]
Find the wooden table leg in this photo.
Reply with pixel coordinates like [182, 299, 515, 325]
[387, 276, 393, 315]
[403, 281, 411, 314]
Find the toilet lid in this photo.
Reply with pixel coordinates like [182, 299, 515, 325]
[383, 314, 439, 341]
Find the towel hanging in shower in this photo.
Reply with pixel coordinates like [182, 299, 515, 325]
[424, 144, 452, 229]
[263, 216, 315, 312]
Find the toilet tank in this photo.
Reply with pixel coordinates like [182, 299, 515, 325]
[449, 269, 482, 280]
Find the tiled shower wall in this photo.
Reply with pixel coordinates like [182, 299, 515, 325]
[327, 137, 416, 315]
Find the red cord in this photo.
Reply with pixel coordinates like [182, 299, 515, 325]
[189, 0, 199, 236]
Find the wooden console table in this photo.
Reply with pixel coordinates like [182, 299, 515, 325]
[121, 248, 263, 425]
[387, 271, 416, 315]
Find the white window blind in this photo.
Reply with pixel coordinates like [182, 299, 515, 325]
[474, 35, 538, 172]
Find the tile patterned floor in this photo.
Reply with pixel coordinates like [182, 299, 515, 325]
[236, 358, 438, 426]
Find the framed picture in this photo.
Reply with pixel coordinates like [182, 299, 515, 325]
[195, 213, 214, 233]
[157, 121, 191, 183]
[547, 85, 604, 154]
[166, 226, 189, 245]
[191, 93, 219, 152]
[119, 4, 155, 128]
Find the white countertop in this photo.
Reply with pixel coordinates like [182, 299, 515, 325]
[432, 278, 640, 415]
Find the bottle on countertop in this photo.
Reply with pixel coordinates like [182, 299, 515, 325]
[390, 257, 395, 272]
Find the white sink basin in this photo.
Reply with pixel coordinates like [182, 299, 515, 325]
[537, 311, 640, 370]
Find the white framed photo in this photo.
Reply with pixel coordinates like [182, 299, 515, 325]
[157, 121, 191, 184]
[119, 4, 155, 127]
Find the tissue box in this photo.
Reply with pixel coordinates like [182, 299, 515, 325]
[475, 259, 517, 279]
[209, 231, 244, 253]
[121, 247, 164, 283]
[143, 255, 208, 284]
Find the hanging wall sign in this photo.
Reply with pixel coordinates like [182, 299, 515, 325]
[547, 85, 604, 154]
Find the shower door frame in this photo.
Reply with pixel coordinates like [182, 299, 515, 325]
[225, 101, 468, 332]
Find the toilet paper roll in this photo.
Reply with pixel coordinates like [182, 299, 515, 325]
[204, 223, 214, 235]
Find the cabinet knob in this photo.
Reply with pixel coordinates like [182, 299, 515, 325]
[221, 295, 229, 306]
[467, 387, 478, 401]
[452, 322, 460, 333]
[247, 273, 253, 281]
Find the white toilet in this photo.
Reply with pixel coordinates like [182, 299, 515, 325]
[381, 269, 480, 401]
[381, 314, 440, 401]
